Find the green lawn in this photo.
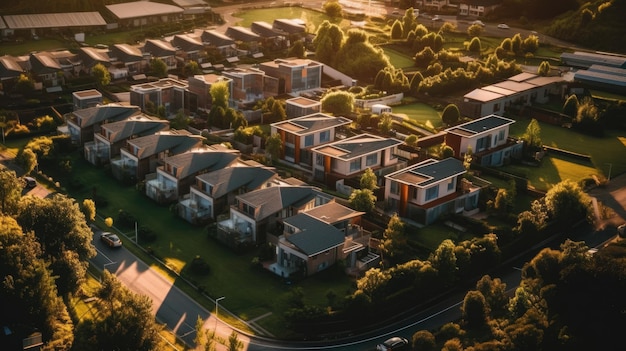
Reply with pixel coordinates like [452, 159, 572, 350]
[383, 47, 417, 69]
[47, 154, 353, 338]
[391, 102, 443, 130]
[0, 39, 67, 56]
[507, 118, 626, 190]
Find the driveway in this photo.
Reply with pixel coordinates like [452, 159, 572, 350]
[588, 172, 626, 231]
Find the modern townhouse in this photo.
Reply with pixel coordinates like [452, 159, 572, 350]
[65, 104, 141, 145]
[143, 39, 178, 71]
[129, 77, 190, 116]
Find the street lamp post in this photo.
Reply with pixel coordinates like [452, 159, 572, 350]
[606, 163, 613, 182]
[215, 296, 225, 321]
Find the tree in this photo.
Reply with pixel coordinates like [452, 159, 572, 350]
[227, 331, 243, 351]
[265, 133, 282, 163]
[575, 96, 601, 135]
[359, 168, 378, 190]
[521, 118, 542, 151]
[349, 188, 376, 213]
[335, 29, 391, 83]
[467, 24, 483, 38]
[17, 147, 38, 175]
[0, 169, 22, 215]
[378, 112, 393, 134]
[313, 21, 344, 66]
[562, 94, 579, 119]
[74, 271, 163, 350]
[430, 239, 457, 287]
[289, 40, 306, 59]
[412, 330, 436, 351]
[390, 20, 403, 39]
[210, 81, 229, 110]
[322, 0, 342, 18]
[150, 57, 168, 78]
[170, 109, 190, 130]
[537, 60, 551, 76]
[440, 144, 454, 158]
[81, 198, 96, 222]
[92, 63, 111, 86]
[544, 179, 593, 226]
[468, 36, 481, 52]
[14, 73, 35, 94]
[405, 134, 419, 148]
[461, 290, 489, 329]
[183, 60, 201, 76]
[475, 275, 508, 317]
[441, 104, 460, 125]
[380, 214, 407, 261]
[321, 90, 354, 116]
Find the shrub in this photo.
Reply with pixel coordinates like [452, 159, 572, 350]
[138, 226, 157, 243]
[190, 255, 211, 275]
[117, 210, 137, 229]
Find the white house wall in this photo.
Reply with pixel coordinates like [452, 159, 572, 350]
[189, 187, 214, 217]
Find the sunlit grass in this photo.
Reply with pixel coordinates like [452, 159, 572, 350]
[391, 103, 443, 130]
[232, 7, 350, 33]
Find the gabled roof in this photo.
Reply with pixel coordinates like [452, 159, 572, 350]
[29, 52, 61, 74]
[3, 12, 106, 29]
[271, 113, 351, 136]
[80, 47, 110, 66]
[163, 148, 240, 179]
[386, 158, 466, 188]
[106, 1, 184, 20]
[197, 165, 277, 198]
[201, 30, 234, 47]
[70, 104, 141, 127]
[283, 214, 345, 256]
[237, 186, 323, 221]
[111, 44, 143, 62]
[127, 130, 204, 159]
[172, 34, 204, 52]
[250, 21, 281, 38]
[272, 18, 306, 34]
[225, 26, 260, 42]
[101, 115, 169, 143]
[302, 201, 364, 225]
[0, 55, 23, 79]
[144, 39, 177, 57]
[172, 0, 209, 7]
[311, 133, 402, 161]
[445, 114, 515, 137]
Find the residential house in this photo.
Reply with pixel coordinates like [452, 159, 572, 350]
[271, 113, 351, 167]
[171, 34, 205, 62]
[445, 114, 523, 166]
[66, 104, 141, 145]
[78, 47, 110, 74]
[106, 1, 184, 28]
[573, 64, 626, 94]
[178, 161, 278, 224]
[0, 55, 23, 92]
[109, 43, 145, 76]
[225, 26, 261, 54]
[272, 19, 306, 37]
[186, 73, 233, 111]
[310, 133, 403, 187]
[72, 89, 102, 110]
[143, 39, 178, 71]
[216, 185, 333, 247]
[222, 67, 268, 105]
[129, 77, 190, 116]
[458, 0, 501, 17]
[1, 12, 106, 39]
[560, 51, 626, 69]
[85, 114, 169, 165]
[268, 201, 376, 278]
[258, 58, 323, 95]
[145, 146, 240, 204]
[250, 21, 285, 50]
[461, 72, 566, 118]
[111, 130, 204, 182]
[29, 52, 63, 89]
[285, 96, 321, 118]
[201, 30, 236, 57]
[384, 157, 484, 225]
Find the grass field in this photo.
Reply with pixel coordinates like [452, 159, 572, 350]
[231, 7, 349, 33]
[391, 103, 443, 130]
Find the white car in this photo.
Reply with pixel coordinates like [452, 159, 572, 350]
[377, 336, 409, 351]
[471, 20, 485, 27]
[432, 15, 442, 21]
[101, 232, 122, 248]
[497, 23, 510, 29]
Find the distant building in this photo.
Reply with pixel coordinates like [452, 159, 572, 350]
[106, 1, 184, 28]
[130, 77, 190, 116]
[186, 73, 233, 111]
[72, 89, 103, 110]
[258, 58, 323, 95]
[458, 0, 501, 18]
[560, 51, 626, 69]
[285, 96, 321, 118]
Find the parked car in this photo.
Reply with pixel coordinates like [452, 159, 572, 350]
[377, 336, 409, 351]
[23, 176, 37, 188]
[101, 232, 122, 247]
[471, 20, 485, 26]
[497, 23, 510, 29]
[432, 15, 442, 21]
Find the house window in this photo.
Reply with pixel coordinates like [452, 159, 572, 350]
[349, 158, 361, 172]
[412, 187, 418, 199]
[390, 181, 400, 195]
[447, 178, 455, 191]
[285, 145, 295, 159]
[366, 153, 378, 166]
[304, 134, 314, 147]
[493, 103, 500, 112]
[285, 133, 295, 144]
[204, 183, 213, 195]
[498, 129, 505, 142]
[319, 130, 330, 143]
[316, 154, 324, 166]
[425, 185, 439, 201]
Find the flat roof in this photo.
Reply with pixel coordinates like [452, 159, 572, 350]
[106, 1, 184, 20]
[492, 80, 536, 93]
[446, 114, 515, 135]
[464, 88, 504, 102]
[3, 12, 106, 29]
[287, 96, 320, 107]
[386, 158, 465, 187]
[172, 0, 209, 7]
[73, 89, 102, 98]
